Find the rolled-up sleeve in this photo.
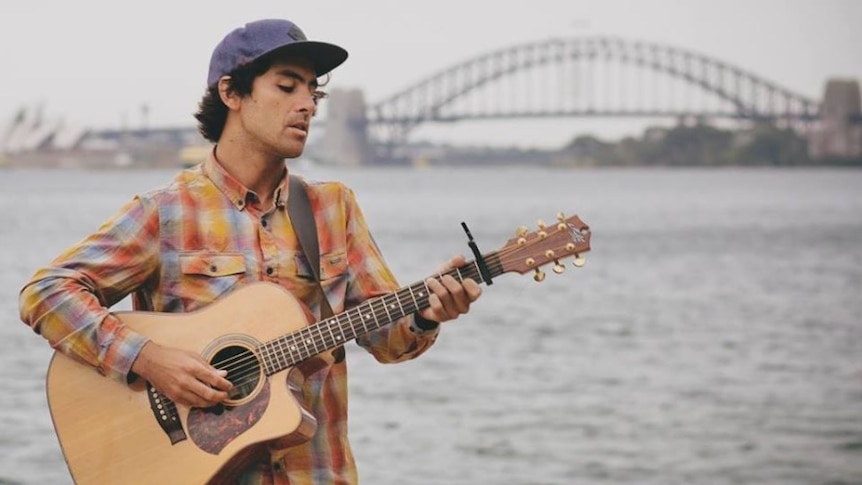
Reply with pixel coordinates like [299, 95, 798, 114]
[338, 187, 440, 362]
[19, 195, 160, 382]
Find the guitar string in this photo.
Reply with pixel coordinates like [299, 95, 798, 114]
[206, 255, 493, 375]
[208, 269, 481, 386]
[204, 231, 585, 390]
[204, 228, 586, 389]
[209, 260, 501, 388]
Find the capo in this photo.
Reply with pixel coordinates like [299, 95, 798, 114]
[461, 222, 493, 285]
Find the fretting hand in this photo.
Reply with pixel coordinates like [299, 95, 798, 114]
[418, 254, 483, 324]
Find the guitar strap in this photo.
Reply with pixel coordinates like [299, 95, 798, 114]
[287, 174, 335, 320]
[269, 174, 341, 468]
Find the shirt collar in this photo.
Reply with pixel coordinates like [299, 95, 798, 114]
[203, 146, 290, 211]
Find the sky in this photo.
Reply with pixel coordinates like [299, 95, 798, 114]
[1, 0, 860, 148]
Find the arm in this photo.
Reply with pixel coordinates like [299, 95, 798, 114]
[19, 196, 160, 382]
[19, 195, 232, 406]
[341, 189, 481, 363]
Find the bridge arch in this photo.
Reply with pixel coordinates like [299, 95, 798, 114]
[366, 37, 821, 144]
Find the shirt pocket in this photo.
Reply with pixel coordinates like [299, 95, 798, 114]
[176, 252, 247, 310]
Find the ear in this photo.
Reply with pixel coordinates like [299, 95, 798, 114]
[217, 76, 241, 110]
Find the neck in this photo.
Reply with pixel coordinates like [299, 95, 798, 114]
[213, 140, 287, 206]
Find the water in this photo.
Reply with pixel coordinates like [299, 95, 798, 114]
[0, 166, 860, 485]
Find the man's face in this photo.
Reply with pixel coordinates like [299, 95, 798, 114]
[237, 57, 320, 159]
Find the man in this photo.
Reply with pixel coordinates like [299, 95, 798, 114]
[19, 18, 482, 484]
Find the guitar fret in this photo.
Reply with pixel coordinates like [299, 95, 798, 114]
[259, 343, 271, 374]
[273, 340, 285, 370]
[361, 302, 372, 334]
[381, 295, 393, 322]
[301, 331, 312, 359]
[293, 331, 308, 361]
[272, 342, 282, 373]
[288, 337, 299, 365]
[371, 298, 384, 328]
[273, 343, 282, 373]
[394, 290, 406, 317]
[304, 328, 318, 355]
[315, 321, 327, 351]
[264, 342, 274, 373]
[407, 282, 428, 311]
[330, 317, 343, 345]
[471, 261, 482, 283]
[286, 341, 296, 366]
[344, 309, 358, 342]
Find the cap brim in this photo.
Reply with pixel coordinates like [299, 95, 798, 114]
[261, 41, 349, 77]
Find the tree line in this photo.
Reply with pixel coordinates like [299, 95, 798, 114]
[555, 123, 861, 167]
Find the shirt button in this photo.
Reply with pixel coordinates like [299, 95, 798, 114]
[266, 267, 274, 275]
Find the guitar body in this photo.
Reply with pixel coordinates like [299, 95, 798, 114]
[46, 282, 321, 485]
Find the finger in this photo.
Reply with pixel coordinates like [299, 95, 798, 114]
[422, 279, 447, 322]
[439, 275, 470, 315]
[464, 278, 482, 301]
[191, 379, 230, 406]
[447, 254, 466, 269]
[166, 384, 210, 408]
[206, 369, 234, 392]
[428, 276, 460, 320]
[436, 254, 466, 274]
[189, 355, 234, 392]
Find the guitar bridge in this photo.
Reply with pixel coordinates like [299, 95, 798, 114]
[147, 383, 187, 445]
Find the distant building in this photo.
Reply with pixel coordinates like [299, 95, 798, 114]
[0, 106, 208, 168]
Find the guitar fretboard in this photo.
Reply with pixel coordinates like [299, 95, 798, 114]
[258, 251, 502, 374]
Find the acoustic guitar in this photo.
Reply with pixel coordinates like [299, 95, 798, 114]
[46, 213, 591, 484]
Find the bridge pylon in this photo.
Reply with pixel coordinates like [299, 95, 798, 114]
[318, 88, 371, 166]
[808, 79, 862, 160]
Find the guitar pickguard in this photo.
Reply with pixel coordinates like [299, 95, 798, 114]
[186, 378, 271, 455]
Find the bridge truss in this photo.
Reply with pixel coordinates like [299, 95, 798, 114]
[366, 37, 821, 146]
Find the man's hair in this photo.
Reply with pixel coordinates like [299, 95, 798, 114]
[194, 55, 328, 143]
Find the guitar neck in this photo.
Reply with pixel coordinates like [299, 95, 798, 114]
[259, 251, 503, 375]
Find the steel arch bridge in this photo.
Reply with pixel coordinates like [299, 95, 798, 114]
[366, 36, 821, 145]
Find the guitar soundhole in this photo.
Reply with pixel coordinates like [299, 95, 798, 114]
[211, 345, 262, 405]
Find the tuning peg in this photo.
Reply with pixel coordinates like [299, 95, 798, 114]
[553, 261, 565, 274]
[533, 268, 546, 282]
[537, 219, 546, 230]
[573, 254, 587, 267]
[516, 226, 528, 236]
[556, 211, 566, 222]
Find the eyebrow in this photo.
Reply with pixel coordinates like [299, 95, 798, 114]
[275, 68, 319, 90]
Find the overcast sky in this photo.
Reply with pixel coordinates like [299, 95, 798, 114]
[1, 0, 860, 147]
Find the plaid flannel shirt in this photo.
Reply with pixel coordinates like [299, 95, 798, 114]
[19, 151, 440, 484]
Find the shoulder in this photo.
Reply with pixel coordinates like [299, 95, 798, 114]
[300, 176, 359, 208]
[136, 165, 209, 206]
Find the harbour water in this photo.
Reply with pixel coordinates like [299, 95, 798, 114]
[0, 166, 860, 484]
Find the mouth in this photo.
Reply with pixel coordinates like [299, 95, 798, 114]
[288, 121, 309, 136]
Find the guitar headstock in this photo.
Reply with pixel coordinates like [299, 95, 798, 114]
[498, 212, 591, 281]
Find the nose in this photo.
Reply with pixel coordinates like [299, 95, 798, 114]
[298, 88, 317, 113]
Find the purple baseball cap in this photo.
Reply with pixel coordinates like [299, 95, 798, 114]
[207, 19, 348, 86]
